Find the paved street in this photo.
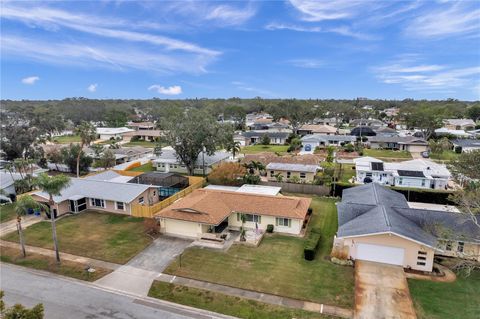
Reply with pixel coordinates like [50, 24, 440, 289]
[1, 263, 234, 319]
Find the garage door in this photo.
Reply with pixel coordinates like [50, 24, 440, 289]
[356, 243, 404, 266]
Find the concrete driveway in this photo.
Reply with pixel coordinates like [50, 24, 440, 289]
[127, 236, 193, 272]
[354, 261, 416, 319]
[95, 236, 192, 296]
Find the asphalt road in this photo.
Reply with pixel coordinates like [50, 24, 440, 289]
[0, 263, 234, 319]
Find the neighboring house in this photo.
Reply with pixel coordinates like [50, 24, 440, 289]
[368, 136, 428, 153]
[152, 149, 231, 175]
[85, 146, 153, 165]
[350, 119, 385, 129]
[301, 134, 356, 151]
[354, 157, 451, 190]
[349, 126, 376, 137]
[297, 124, 337, 136]
[383, 107, 399, 117]
[155, 188, 311, 238]
[0, 172, 23, 200]
[443, 119, 476, 131]
[374, 127, 398, 137]
[242, 153, 320, 167]
[334, 183, 480, 272]
[205, 184, 282, 196]
[30, 175, 159, 217]
[122, 130, 162, 142]
[97, 127, 135, 140]
[266, 163, 320, 182]
[242, 130, 291, 145]
[434, 127, 470, 138]
[127, 121, 156, 131]
[233, 134, 247, 147]
[451, 139, 480, 153]
[313, 117, 340, 126]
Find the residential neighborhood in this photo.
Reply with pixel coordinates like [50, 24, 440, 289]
[1, 1, 480, 319]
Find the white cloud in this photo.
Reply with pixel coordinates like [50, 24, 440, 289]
[148, 85, 182, 95]
[287, 59, 324, 69]
[231, 81, 277, 98]
[288, 0, 368, 21]
[21, 76, 39, 84]
[265, 22, 375, 40]
[87, 83, 98, 92]
[205, 4, 256, 26]
[405, 3, 480, 38]
[373, 57, 480, 93]
[265, 22, 322, 32]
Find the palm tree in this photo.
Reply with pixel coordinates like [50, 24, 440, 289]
[35, 173, 71, 263]
[14, 195, 48, 257]
[227, 141, 241, 159]
[74, 122, 97, 177]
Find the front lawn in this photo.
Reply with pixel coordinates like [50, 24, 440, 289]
[123, 141, 156, 148]
[0, 246, 111, 281]
[241, 145, 290, 154]
[128, 162, 154, 172]
[408, 270, 480, 319]
[149, 281, 328, 319]
[0, 203, 17, 223]
[53, 135, 81, 144]
[363, 149, 412, 159]
[2, 211, 153, 264]
[163, 196, 354, 308]
[335, 164, 356, 184]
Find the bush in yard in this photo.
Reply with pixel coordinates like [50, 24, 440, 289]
[304, 228, 321, 261]
[454, 146, 462, 154]
[207, 162, 246, 186]
[260, 134, 270, 145]
[266, 224, 274, 233]
[343, 143, 354, 153]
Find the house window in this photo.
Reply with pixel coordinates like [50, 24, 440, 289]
[153, 190, 156, 197]
[270, 171, 274, 177]
[417, 261, 426, 266]
[421, 179, 425, 187]
[457, 242, 464, 253]
[366, 172, 372, 177]
[116, 202, 125, 210]
[276, 218, 291, 227]
[418, 251, 427, 255]
[445, 241, 452, 251]
[287, 172, 291, 178]
[244, 214, 261, 223]
[138, 197, 144, 204]
[300, 172, 306, 179]
[90, 198, 105, 208]
[398, 177, 403, 185]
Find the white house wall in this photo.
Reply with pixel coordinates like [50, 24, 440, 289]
[228, 214, 303, 235]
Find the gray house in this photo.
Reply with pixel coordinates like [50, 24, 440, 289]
[368, 136, 428, 152]
[152, 149, 231, 175]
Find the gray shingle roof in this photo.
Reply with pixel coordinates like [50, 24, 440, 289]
[266, 162, 320, 173]
[242, 131, 290, 138]
[152, 149, 230, 166]
[451, 139, 480, 148]
[301, 134, 356, 143]
[337, 183, 480, 246]
[369, 136, 427, 144]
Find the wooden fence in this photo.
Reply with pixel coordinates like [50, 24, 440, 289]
[113, 170, 143, 177]
[131, 176, 205, 218]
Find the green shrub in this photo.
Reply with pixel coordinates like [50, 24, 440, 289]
[266, 224, 274, 233]
[454, 146, 462, 154]
[304, 228, 321, 261]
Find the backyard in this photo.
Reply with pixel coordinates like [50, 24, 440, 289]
[2, 211, 153, 264]
[163, 196, 355, 308]
[52, 134, 81, 144]
[363, 149, 412, 159]
[241, 144, 290, 154]
[123, 140, 156, 148]
[0, 203, 17, 223]
[408, 270, 480, 319]
[128, 162, 154, 172]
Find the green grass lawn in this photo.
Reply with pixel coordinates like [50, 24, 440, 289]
[148, 281, 329, 319]
[363, 149, 412, 159]
[241, 144, 290, 154]
[0, 246, 111, 281]
[163, 196, 354, 308]
[408, 270, 480, 319]
[2, 211, 153, 264]
[128, 162, 154, 172]
[336, 164, 356, 184]
[123, 140, 156, 148]
[52, 135, 81, 144]
[429, 151, 460, 161]
[0, 203, 17, 223]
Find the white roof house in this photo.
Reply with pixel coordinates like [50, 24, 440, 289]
[96, 127, 135, 140]
[434, 127, 470, 137]
[266, 163, 320, 173]
[353, 157, 451, 190]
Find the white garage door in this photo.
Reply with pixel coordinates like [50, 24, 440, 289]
[356, 243, 404, 266]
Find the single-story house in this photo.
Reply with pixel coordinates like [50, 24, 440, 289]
[155, 188, 311, 238]
[350, 119, 385, 129]
[451, 139, 480, 153]
[127, 121, 156, 131]
[266, 163, 320, 182]
[313, 117, 340, 126]
[434, 127, 470, 138]
[374, 127, 398, 137]
[30, 174, 159, 217]
[152, 149, 231, 175]
[353, 157, 451, 190]
[301, 134, 356, 151]
[334, 183, 480, 272]
[85, 146, 153, 165]
[443, 119, 476, 131]
[298, 124, 337, 136]
[96, 127, 135, 140]
[0, 172, 23, 201]
[349, 126, 376, 137]
[122, 130, 162, 142]
[242, 130, 291, 145]
[204, 184, 282, 196]
[368, 136, 428, 153]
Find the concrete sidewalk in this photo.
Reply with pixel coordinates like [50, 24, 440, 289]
[0, 215, 43, 237]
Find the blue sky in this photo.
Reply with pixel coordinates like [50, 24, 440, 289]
[1, 0, 479, 100]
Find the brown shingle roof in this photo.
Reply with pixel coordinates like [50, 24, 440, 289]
[299, 124, 337, 134]
[155, 189, 311, 225]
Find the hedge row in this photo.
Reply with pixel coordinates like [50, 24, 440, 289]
[304, 228, 321, 261]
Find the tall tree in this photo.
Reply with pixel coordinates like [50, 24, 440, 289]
[105, 108, 128, 127]
[35, 173, 71, 263]
[0, 124, 41, 160]
[226, 140, 241, 159]
[74, 122, 97, 177]
[98, 149, 116, 169]
[14, 196, 48, 257]
[269, 100, 314, 135]
[402, 105, 443, 140]
[161, 109, 231, 175]
[61, 144, 93, 175]
[467, 104, 480, 122]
